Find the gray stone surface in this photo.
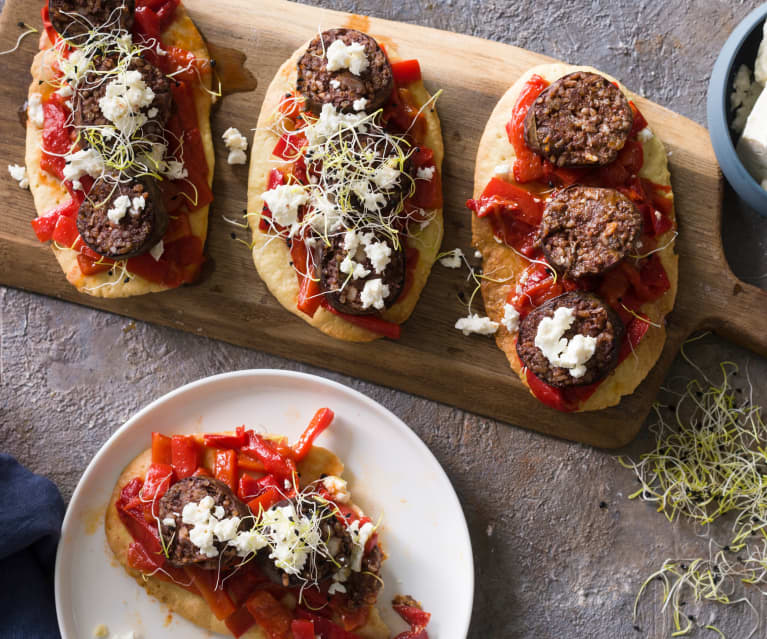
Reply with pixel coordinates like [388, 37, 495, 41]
[2, 0, 767, 637]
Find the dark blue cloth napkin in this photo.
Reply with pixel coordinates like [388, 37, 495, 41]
[0, 454, 64, 639]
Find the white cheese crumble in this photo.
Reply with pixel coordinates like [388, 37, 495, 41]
[637, 127, 654, 143]
[322, 475, 350, 504]
[56, 83, 74, 99]
[360, 278, 390, 310]
[455, 313, 498, 336]
[262, 184, 309, 232]
[373, 164, 400, 189]
[222, 127, 248, 165]
[340, 254, 370, 280]
[329, 79, 341, 89]
[351, 179, 386, 212]
[98, 70, 156, 137]
[352, 97, 368, 112]
[8, 164, 28, 189]
[107, 194, 145, 224]
[348, 520, 375, 572]
[364, 240, 392, 273]
[439, 248, 464, 268]
[149, 240, 164, 261]
[181, 496, 263, 559]
[737, 86, 767, 188]
[325, 39, 369, 76]
[164, 159, 188, 181]
[493, 163, 510, 176]
[731, 64, 763, 133]
[416, 165, 435, 181]
[62, 148, 104, 189]
[161, 516, 175, 527]
[534, 306, 597, 378]
[501, 303, 520, 333]
[304, 103, 368, 146]
[260, 503, 321, 575]
[28, 93, 44, 128]
[474, 250, 482, 258]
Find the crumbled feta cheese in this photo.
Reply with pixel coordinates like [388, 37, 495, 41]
[63, 148, 104, 188]
[106, 195, 128, 224]
[161, 516, 175, 527]
[534, 306, 597, 378]
[455, 313, 499, 336]
[329, 79, 341, 89]
[474, 250, 482, 258]
[493, 163, 510, 176]
[501, 303, 519, 333]
[304, 103, 367, 146]
[147, 107, 159, 119]
[149, 240, 164, 261]
[180, 496, 252, 559]
[352, 97, 368, 112]
[340, 254, 370, 280]
[8, 164, 28, 189]
[229, 529, 268, 558]
[637, 127, 654, 143]
[262, 184, 309, 231]
[28, 93, 44, 128]
[439, 248, 464, 268]
[416, 165, 435, 181]
[259, 504, 322, 575]
[731, 64, 762, 133]
[364, 240, 392, 273]
[308, 193, 342, 232]
[360, 278, 389, 310]
[328, 581, 347, 594]
[351, 179, 386, 211]
[60, 49, 86, 86]
[163, 159, 188, 181]
[325, 39, 369, 76]
[98, 70, 156, 136]
[322, 475, 350, 503]
[737, 86, 767, 187]
[348, 520, 375, 572]
[222, 127, 249, 165]
[373, 164, 400, 189]
[56, 83, 74, 99]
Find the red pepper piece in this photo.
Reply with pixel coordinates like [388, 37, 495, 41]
[247, 485, 283, 513]
[171, 435, 200, 479]
[151, 432, 172, 464]
[272, 131, 307, 161]
[320, 300, 402, 340]
[242, 432, 296, 479]
[290, 238, 322, 317]
[291, 619, 316, 639]
[76, 253, 111, 276]
[140, 463, 175, 508]
[203, 426, 247, 449]
[184, 565, 237, 620]
[170, 80, 198, 131]
[31, 215, 58, 242]
[214, 449, 238, 492]
[408, 147, 442, 209]
[225, 607, 256, 638]
[41, 99, 71, 180]
[506, 74, 548, 183]
[238, 473, 279, 501]
[52, 215, 80, 247]
[115, 478, 163, 555]
[126, 540, 164, 573]
[192, 466, 212, 477]
[524, 368, 577, 413]
[225, 565, 270, 606]
[260, 169, 285, 231]
[237, 455, 266, 473]
[244, 590, 293, 639]
[295, 608, 363, 639]
[391, 59, 422, 85]
[133, 5, 161, 41]
[292, 408, 334, 461]
[629, 100, 649, 138]
[393, 604, 431, 630]
[40, 5, 58, 46]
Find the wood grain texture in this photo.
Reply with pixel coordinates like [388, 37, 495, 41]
[1, 0, 765, 448]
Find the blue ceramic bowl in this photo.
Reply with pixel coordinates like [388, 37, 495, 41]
[707, 3, 767, 216]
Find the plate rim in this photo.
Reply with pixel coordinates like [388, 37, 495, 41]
[54, 368, 475, 638]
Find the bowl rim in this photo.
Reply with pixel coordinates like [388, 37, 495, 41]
[707, 2, 767, 216]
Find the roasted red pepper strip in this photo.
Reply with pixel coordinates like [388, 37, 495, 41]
[41, 5, 58, 46]
[214, 449, 238, 492]
[247, 485, 283, 513]
[185, 565, 237, 621]
[506, 74, 548, 183]
[204, 426, 247, 449]
[242, 432, 296, 478]
[295, 608, 362, 639]
[292, 408, 334, 461]
[245, 590, 293, 639]
[133, 5, 161, 41]
[239, 473, 280, 501]
[31, 215, 57, 242]
[115, 478, 162, 555]
[320, 300, 402, 340]
[391, 59, 422, 85]
[225, 607, 257, 638]
[151, 432, 172, 464]
[52, 215, 80, 247]
[291, 619, 316, 639]
[291, 238, 322, 317]
[140, 463, 175, 508]
[171, 434, 200, 479]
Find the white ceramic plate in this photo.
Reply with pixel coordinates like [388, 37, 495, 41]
[55, 369, 474, 638]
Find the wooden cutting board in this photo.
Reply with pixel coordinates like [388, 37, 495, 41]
[1, 0, 765, 448]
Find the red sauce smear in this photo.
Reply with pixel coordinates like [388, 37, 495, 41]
[467, 76, 676, 412]
[33, 0, 212, 288]
[117, 412, 383, 638]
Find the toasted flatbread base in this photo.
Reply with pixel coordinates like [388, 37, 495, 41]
[472, 63, 678, 412]
[105, 437, 390, 639]
[25, 5, 214, 298]
[247, 43, 444, 342]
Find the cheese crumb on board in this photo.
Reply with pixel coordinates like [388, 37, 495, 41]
[455, 313, 499, 336]
[8, 164, 29, 189]
[222, 127, 248, 165]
